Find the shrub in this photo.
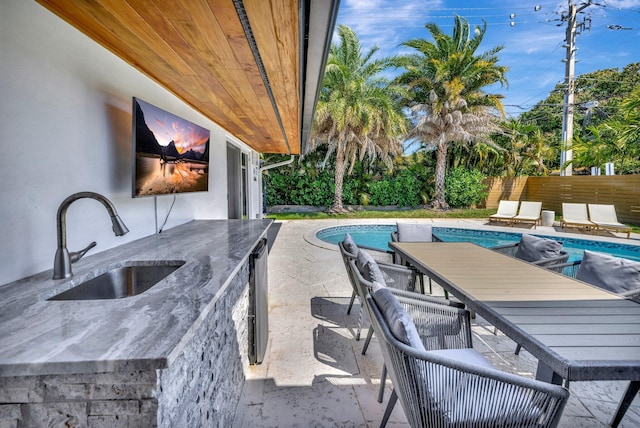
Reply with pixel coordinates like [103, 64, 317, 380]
[264, 155, 433, 208]
[393, 169, 423, 207]
[445, 167, 488, 208]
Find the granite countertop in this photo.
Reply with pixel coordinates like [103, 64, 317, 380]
[0, 219, 272, 377]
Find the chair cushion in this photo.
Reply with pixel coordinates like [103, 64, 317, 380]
[417, 349, 544, 426]
[426, 348, 494, 369]
[371, 280, 385, 293]
[372, 287, 426, 352]
[342, 233, 358, 255]
[356, 250, 386, 285]
[576, 250, 640, 294]
[397, 223, 432, 242]
[514, 234, 563, 262]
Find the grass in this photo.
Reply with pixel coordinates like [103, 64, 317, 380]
[266, 208, 640, 234]
[266, 207, 495, 220]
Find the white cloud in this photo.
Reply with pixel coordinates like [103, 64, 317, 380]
[337, 0, 445, 57]
[495, 25, 564, 53]
[604, 0, 640, 8]
[331, 0, 640, 112]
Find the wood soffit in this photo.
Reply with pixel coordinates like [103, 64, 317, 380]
[36, 0, 301, 154]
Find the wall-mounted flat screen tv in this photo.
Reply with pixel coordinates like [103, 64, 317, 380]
[132, 97, 210, 197]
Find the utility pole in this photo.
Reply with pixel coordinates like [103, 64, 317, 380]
[560, 0, 592, 176]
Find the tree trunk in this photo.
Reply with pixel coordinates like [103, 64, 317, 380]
[432, 141, 450, 211]
[328, 144, 347, 213]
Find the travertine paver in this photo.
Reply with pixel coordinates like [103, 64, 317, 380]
[233, 219, 640, 428]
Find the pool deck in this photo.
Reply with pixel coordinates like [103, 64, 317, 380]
[233, 218, 640, 427]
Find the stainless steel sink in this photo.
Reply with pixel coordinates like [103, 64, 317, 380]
[48, 261, 185, 300]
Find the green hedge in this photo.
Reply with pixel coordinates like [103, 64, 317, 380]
[263, 155, 484, 209]
[444, 167, 488, 208]
[266, 169, 334, 206]
[265, 166, 427, 208]
[365, 169, 423, 207]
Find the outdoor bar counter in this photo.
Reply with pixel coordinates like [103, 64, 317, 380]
[0, 219, 272, 426]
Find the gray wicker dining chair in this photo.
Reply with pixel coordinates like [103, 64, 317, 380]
[390, 223, 443, 294]
[339, 239, 420, 341]
[339, 233, 401, 316]
[366, 288, 570, 428]
[492, 234, 569, 355]
[490, 234, 569, 268]
[350, 262, 465, 356]
[348, 259, 467, 404]
[545, 260, 582, 277]
[546, 250, 640, 303]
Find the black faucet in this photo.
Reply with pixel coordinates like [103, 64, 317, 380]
[53, 192, 129, 279]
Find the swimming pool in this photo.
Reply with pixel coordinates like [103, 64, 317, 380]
[315, 224, 640, 262]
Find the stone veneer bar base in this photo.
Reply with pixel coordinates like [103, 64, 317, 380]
[157, 262, 250, 426]
[0, 262, 251, 427]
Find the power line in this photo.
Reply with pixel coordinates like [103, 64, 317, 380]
[557, 0, 600, 176]
[339, 1, 638, 127]
[576, 75, 638, 83]
[339, 5, 552, 12]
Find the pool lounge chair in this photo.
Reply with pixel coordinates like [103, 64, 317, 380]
[561, 203, 595, 232]
[511, 201, 543, 228]
[588, 204, 632, 238]
[489, 200, 519, 224]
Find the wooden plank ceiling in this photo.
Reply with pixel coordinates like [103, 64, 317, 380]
[36, 0, 300, 154]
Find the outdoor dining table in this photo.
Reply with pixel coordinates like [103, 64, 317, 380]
[389, 241, 640, 427]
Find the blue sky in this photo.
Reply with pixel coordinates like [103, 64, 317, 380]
[336, 0, 640, 118]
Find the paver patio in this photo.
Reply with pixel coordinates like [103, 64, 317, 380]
[233, 218, 640, 427]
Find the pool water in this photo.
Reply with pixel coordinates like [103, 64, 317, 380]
[316, 225, 640, 263]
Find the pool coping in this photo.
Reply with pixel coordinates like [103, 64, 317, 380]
[302, 218, 640, 252]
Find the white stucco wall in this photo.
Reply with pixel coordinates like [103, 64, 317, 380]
[0, 1, 261, 285]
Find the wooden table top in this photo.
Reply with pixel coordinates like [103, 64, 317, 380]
[389, 242, 640, 381]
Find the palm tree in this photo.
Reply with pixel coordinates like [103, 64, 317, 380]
[309, 25, 408, 213]
[499, 119, 555, 176]
[571, 125, 613, 173]
[600, 87, 640, 173]
[524, 126, 555, 175]
[569, 88, 640, 175]
[395, 16, 507, 210]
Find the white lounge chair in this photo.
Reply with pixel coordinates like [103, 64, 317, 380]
[561, 203, 595, 232]
[488, 200, 519, 224]
[512, 201, 542, 228]
[588, 204, 631, 238]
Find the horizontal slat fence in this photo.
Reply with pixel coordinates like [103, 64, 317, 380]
[483, 177, 528, 209]
[484, 175, 640, 225]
